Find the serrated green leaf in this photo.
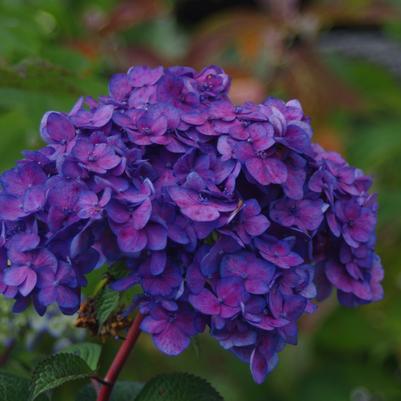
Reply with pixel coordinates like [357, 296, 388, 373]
[62, 343, 102, 371]
[0, 371, 47, 401]
[134, 373, 224, 401]
[95, 287, 120, 327]
[29, 353, 94, 401]
[76, 381, 144, 401]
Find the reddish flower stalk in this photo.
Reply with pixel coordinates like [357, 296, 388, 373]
[97, 312, 144, 401]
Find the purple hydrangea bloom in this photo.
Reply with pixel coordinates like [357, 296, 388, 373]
[40, 111, 75, 141]
[220, 252, 275, 295]
[36, 261, 80, 314]
[232, 126, 287, 186]
[255, 235, 303, 269]
[250, 334, 283, 384]
[0, 162, 47, 219]
[128, 65, 164, 88]
[140, 302, 204, 356]
[189, 277, 246, 318]
[270, 197, 329, 232]
[333, 199, 376, 247]
[4, 233, 57, 298]
[71, 138, 121, 174]
[168, 173, 236, 222]
[70, 104, 114, 129]
[221, 199, 270, 245]
[0, 64, 383, 383]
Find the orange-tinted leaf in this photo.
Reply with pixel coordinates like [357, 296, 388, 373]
[274, 44, 363, 118]
[229, 74, 267, 104]
[307, 0, 401, 28]
[313, 124, 345, 153]
[98, 0, 167, 35]
[187, 10, 285, 72]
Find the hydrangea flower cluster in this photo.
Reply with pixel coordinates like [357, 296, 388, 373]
[0, 65, 383, 383]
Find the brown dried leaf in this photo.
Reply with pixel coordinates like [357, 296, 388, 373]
[274, 44, 363, 118]
[186, 10, 286, 71]
[313, 124, 345, 153]
[306, 0, 401, 28]
[229, 74, 267, 104]
[97, 0, 167, 35]
[105, 45, 168, 71]
[259, 0, 300, 20]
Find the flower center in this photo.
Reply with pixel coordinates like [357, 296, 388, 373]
[63, 208, 73, 216]
[198, 193, 208, 203]
[6, 223, 25, 238]
[127, 204, 137, 213]
[257, 151, 268, 160]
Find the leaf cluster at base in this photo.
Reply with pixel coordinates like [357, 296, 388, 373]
[77, 373, 224, 401]
[1, 342, 223, 401]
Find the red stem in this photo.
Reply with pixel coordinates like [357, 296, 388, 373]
[97, 312, 144, 401]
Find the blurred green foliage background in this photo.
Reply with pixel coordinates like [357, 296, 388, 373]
[1, 0, 401, 400]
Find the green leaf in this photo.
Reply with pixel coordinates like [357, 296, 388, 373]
[0, 371, 47, 401]
[0, 59, 105, 98]
[62, 343, 102, 371]
[76, 381, 144, 401]
[191, 336, 201, 358]
[95, 287, 120, 327]
[108, 262, 130, 280]
[325, 55, 401, 113]
[110, 382, 144, 401]
[134, 373, 224, 401]
[29, 353, 94, 401]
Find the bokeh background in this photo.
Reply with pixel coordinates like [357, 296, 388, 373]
[1, 0, 401, 400]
